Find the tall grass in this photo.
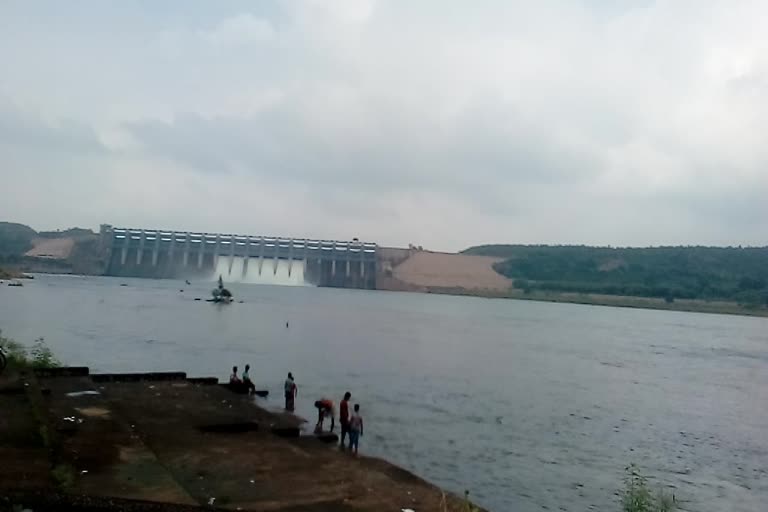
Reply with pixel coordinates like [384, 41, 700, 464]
[463, 490, 480, 511]
[445, 465, 678, 512]
[622, 464, 676, 512]
[0, 329, 61, 369]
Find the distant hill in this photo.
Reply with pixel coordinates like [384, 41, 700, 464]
[0, 222, 37, 258]
[463, 244, 768, 305]
[38, 227, 96, 239]
[0, 222, 103, 275]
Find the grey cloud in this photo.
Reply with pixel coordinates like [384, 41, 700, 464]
[660, 179, 768, 228]
[442, 99, 603, 185]
[125, 94, 601, 199]
[2, 1, 768, 249]
[0, 103, 105, 154]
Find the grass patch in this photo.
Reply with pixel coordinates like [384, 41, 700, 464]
[28, 336, 61, 368]
[622, 464, 676, 512]
[51, 463, 76, 492]
[463, 490, 481, 511]
[1, 329, 61, 369]
[0, 266, 24, 279]
[39, 424, 50, 447]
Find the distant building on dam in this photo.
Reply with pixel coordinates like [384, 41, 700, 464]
[100, 225, 377, 289]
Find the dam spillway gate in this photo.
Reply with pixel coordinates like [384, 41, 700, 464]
[101, 226, 377, 289]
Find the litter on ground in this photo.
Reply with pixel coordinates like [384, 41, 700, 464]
[66, 390, 101, 397]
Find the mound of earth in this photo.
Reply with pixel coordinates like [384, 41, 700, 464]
[379, 250, 512, 293]
[25, 237, 76, 259]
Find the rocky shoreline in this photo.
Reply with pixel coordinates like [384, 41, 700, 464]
[0, 267, 32, 280]
[0, 366, 481, 512]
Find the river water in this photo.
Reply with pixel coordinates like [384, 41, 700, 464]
[1, 274, 766, 511]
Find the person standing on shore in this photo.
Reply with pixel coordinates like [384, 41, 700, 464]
[284, 372, 297, 411]
[242, 364, 256, 394]
[349, 404, 364, 456]
[339, 392, 352, 449]
[229, 366, 241, 385]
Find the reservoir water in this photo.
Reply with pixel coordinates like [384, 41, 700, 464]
[1, 274, 766, 511]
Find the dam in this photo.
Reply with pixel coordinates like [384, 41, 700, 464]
[101, 225, 377, 289]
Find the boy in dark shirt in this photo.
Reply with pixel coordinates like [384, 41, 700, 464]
[229, 366, 241, 385]
[339, 392, 352, 449]
[242, 364, 256, 394]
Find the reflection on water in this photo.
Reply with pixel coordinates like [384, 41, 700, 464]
[1, 275, 767, 512]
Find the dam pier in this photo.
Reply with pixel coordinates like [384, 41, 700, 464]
[101, 225, 377, 289]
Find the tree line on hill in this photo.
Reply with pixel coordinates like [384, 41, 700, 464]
[0, 222, 37, 261]
[0, 222, 99, 273]
[464, 244, 768, 305]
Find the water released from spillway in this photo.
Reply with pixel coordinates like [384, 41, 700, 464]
[210, 256, 307, 286]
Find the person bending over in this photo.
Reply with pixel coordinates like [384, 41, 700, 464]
[314, 398, 335, 432]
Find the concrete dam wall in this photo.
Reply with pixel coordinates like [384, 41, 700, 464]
[102, 226, 377, 289]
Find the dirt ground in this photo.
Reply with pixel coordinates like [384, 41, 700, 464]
[380, 250, 512, 293]
[0, 368, 476, 512]
[24, 237, 75, 259]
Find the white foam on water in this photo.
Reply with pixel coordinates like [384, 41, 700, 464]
[211, 256, 308, 286]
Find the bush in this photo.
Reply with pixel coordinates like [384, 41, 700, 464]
[0, 329, 29, 366]
[29, 337, 61, 368]
[51, 463, 76, 491]
[0, 330, 61, 369]
[464, 490, 480, 511]
[514, 278, 533, 294]
[622, 464, 676, 512]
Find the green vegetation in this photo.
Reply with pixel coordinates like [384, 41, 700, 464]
[0, 222, 97, 261]
[0, 220, 101, 274]
[0, 266, 22, 279]
[439, 491, 480, 512]
[621, 464, 676, 512]
[450, 467, 676, 512]
[0, 329, 61, 369]
[29, 337, 61, 368]
[464, 490, 480, 511]
[0, 221, 37, 260]
[465, 245, 768, 306]
[51, 463, 76, 491]
[39, 424, 50, 447]
[38, 227, 96, 239]
[2, 329, 68, 490]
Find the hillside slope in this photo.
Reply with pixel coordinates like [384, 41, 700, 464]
[0, 221, 103, 274]
[0, 222, 37, 258]
[464, 245, 768, 304]
[377, 248, 512, 294]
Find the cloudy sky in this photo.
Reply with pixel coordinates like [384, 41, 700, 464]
[1, 1, 766, 251]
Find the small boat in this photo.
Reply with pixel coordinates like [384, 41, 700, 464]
[208, 275, 233, 304]
[8, 281, 23, 287]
